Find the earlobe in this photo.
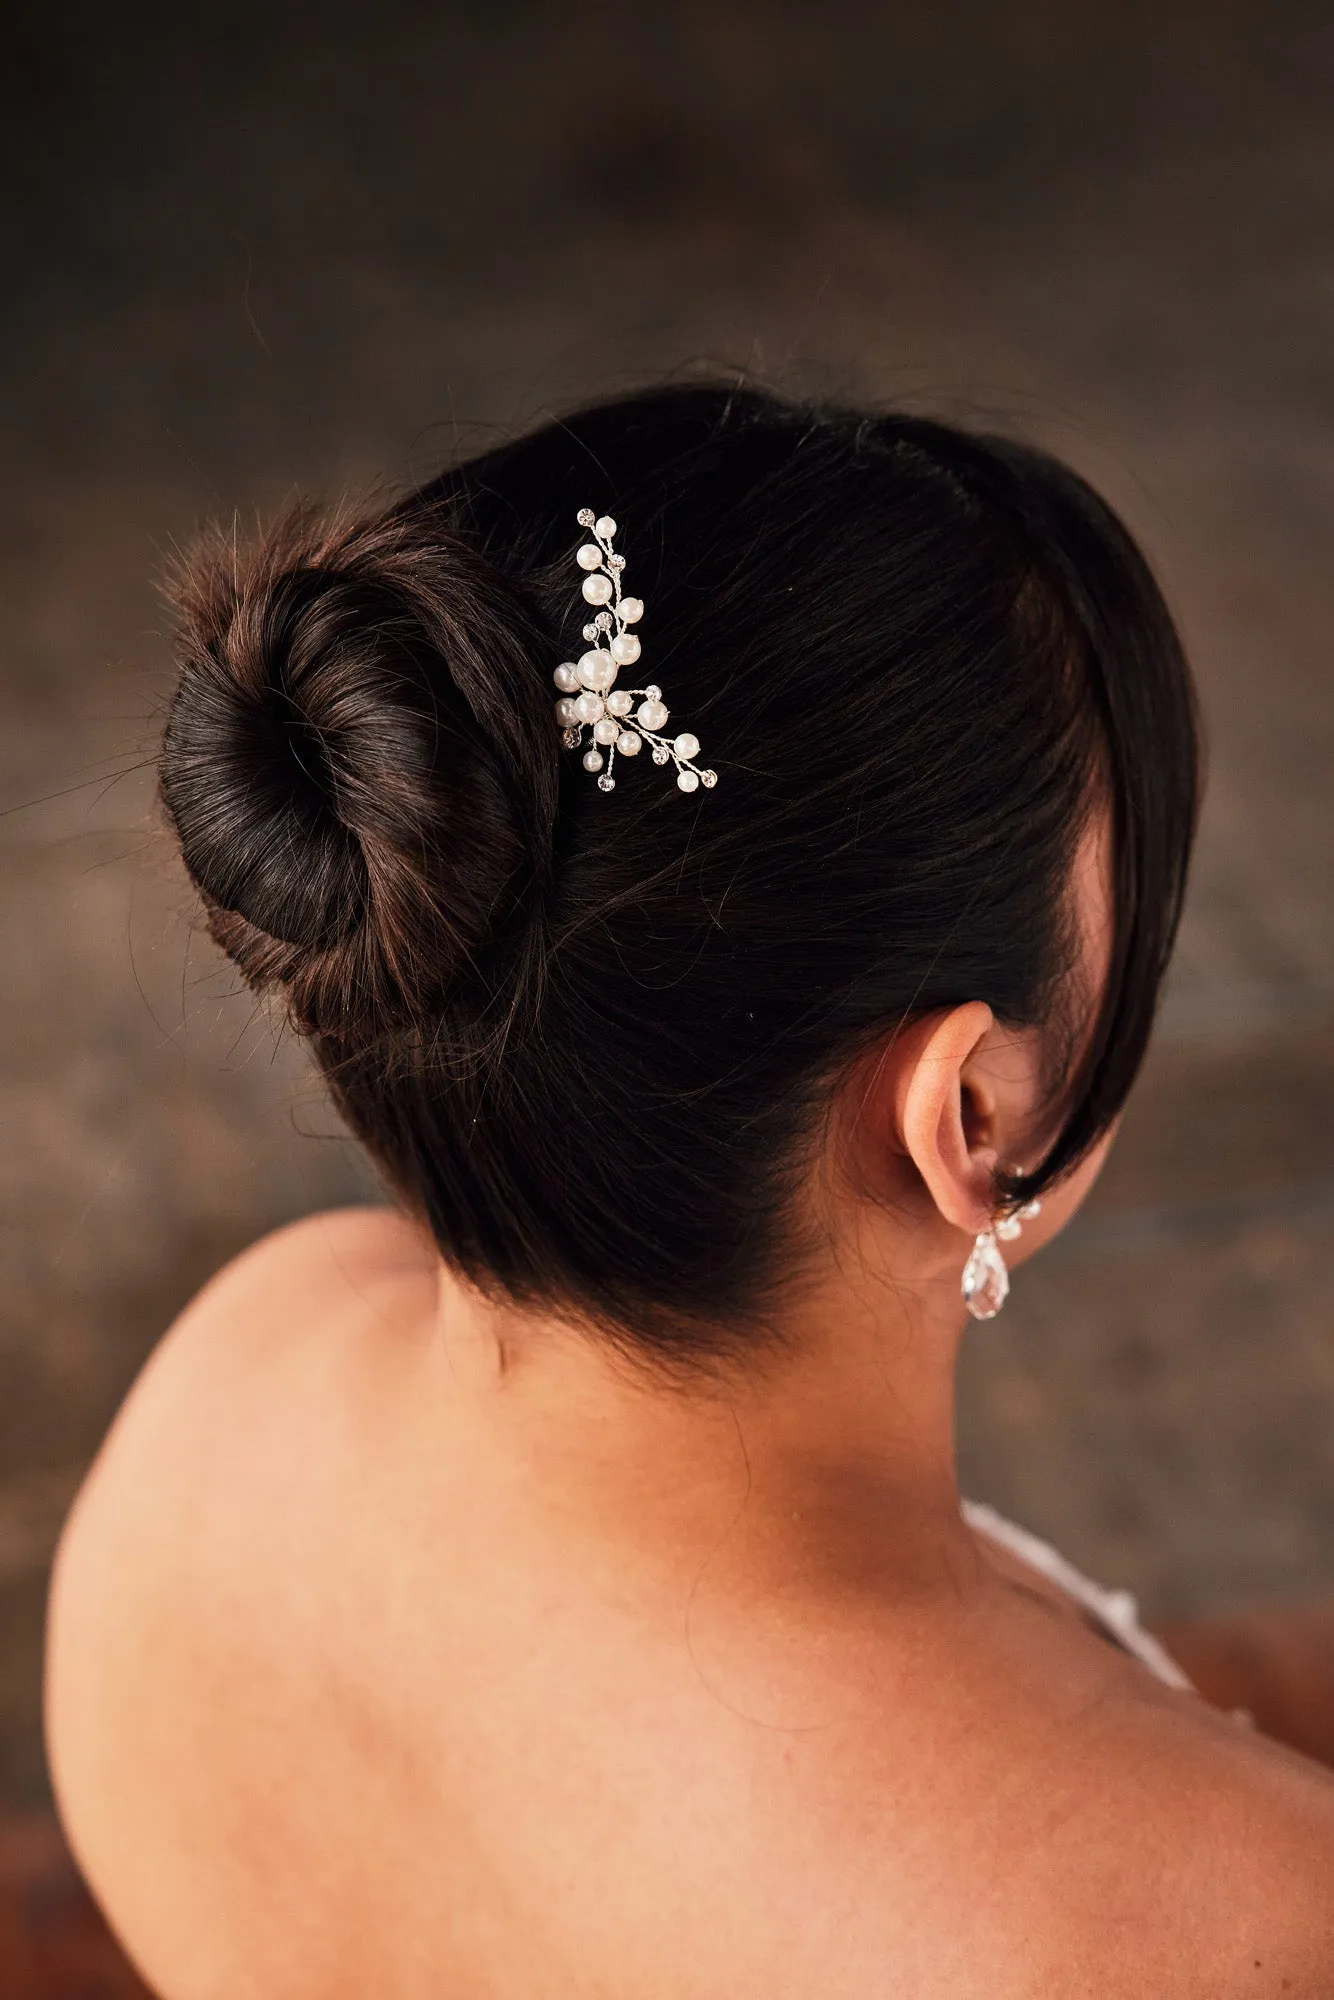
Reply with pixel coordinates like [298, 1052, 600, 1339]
[897, 1003, 999, 1236]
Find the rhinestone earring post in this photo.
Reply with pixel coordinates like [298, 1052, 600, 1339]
[962, 1198, 1042, 1321]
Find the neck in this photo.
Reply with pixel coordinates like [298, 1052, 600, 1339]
[427, 1220, 974, 1602]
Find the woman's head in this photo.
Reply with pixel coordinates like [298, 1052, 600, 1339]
[159, 383, 1199, 1361]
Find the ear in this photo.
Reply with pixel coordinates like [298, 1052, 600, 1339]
[896, 1003, 1000, 1236]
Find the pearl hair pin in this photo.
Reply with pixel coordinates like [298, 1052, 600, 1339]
[553, 510, 716, 795]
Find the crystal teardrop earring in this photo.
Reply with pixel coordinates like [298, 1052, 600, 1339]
[961, 1198, 1042, 1321]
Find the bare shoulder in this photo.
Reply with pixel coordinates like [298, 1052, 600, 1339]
[48, 1203, 430, 1619]
[1195, 1720, 1334, 1983]
[74, 1202, 429, 1474]
[164, 1202, 438, 1352]
[1064, 1685, 1334, 1994]
[45, 1203, 437, 1994]
[48, 1200, 434, 1653]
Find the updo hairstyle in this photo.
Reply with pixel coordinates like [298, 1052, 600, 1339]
[160, 385, 1199, 1360]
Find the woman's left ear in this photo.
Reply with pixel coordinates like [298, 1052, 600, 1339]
[895, 1002, 1000, 1236]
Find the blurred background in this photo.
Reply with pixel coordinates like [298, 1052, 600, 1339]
[2, 0, 1334, 1921]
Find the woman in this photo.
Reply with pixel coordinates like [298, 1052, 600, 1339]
[44, 385, 1334, 1995]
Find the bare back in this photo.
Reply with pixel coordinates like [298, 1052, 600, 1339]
[46, 1210, 1334, 1999]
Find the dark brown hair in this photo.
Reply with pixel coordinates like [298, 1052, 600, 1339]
[160, 384, 1199, 1358]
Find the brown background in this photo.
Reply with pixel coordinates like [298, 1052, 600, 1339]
[2, 0, 1333, 1812]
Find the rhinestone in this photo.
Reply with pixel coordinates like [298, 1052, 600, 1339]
[962, 1231, 1009, 1320]
[582, 623, 598, 641]
[644, 683, 661, 700]
[576, 508, 595, 526]
[608, 553, 625, 569]
[651, 745, 670, 765]
[562, 727, 581, 749]
[700, 769, 717, 788]
[595, 612, 612, 631]
[597, 774, 615, 791]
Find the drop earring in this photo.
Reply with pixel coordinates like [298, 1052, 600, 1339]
[962, 1198, 1042, 1321]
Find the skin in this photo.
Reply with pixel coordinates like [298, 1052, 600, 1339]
[45, 820, 1334, 1999]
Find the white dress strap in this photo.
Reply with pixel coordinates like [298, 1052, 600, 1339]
[962, 1499, 1194, 1693]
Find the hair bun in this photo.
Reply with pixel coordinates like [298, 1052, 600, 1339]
[160, 504, 557, 1037]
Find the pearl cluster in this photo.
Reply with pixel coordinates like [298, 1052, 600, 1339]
[553, 509, 716, 795]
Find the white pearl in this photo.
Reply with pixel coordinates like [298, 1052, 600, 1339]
[677, 769, 700, 793]
[617, 730, 642, 755]
[619, 596, 643, 624]
[574, 691, 605, 723]
[555, 697, 579, 725]
[582, 572, 614, 605]
[672, 732, 699, 761]
[636, 698, 668, 731]
[582, 748, 605, 772]
[593, 717, 619, 745]
[609, 632, 641, 665]
[553, 662, 580, 692]
[606, 689, 633, 716]
[578, 649, 616, 692]
[594, 515, 617, 540]
[576, 543, 603, 571]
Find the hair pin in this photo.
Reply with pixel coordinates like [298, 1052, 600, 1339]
[553, 510, 716, 795]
